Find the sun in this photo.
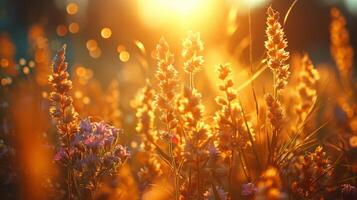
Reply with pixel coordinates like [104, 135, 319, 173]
[159, 0, 203, 15]
[138, 0, 215, 30]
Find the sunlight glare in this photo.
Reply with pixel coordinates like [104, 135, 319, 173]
[138, 0, 216, 32]
[140, 0, 203, 16]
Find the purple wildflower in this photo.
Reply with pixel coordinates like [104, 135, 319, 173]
[54, 147, 75, 162]
[80, 118, 92, 132]
[208, 145, 220, 159]
[241, 183, 258, 197]
[54, 118, 129, 191]
[115, 145, 130, 161]
[75, 120, 123, 150]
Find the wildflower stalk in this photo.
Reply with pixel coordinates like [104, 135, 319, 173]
[181, 32, 206, 199]
[264, 6, 290, 166]
[223, 86, 241, 199]
[154, 37, 180, 200]
[265, 6, 290, 99]
[215, 63, 255, 199]
[48, 45, 79, 199]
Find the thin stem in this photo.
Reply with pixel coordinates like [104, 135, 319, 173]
[197, 155, 201, 200]
[65, 128, 73, 199]
[239, 99, 261, 171]
[189, 72, 194, 91]
[61, 94, 72, 200]
[67, 167, 71, 200]
[195, 127, 201, 199]
[248, 6, 253, 74]
[225, 94, 239, 199]
[238, 149, 250, 182]
[169, 139, 179, 200]
[188, 168, 192, 197]
[273, 71, 277, 100]
[164, 99, 179, 200]
[228, 149, 234, 199]
[248, 4, 259, 118]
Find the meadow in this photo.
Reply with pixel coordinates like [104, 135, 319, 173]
[0, 0, 356, 199]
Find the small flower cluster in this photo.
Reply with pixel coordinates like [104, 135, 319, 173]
[266, 94, 284, 136]
[265, 93, 284, 161]
[55, 118, 130, 195]
[214, 63, 252, 156]
[179, 87, 204, 130]
[241, 182, 258, 198]
[291, 146, 332, 199]
[295, 54, 320, 124]
[182, 32, 204, 75]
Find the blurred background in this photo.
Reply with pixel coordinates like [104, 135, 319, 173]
[0, 0, 356, 86]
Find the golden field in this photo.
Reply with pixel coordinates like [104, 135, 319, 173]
[0, 0, 357, 199]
